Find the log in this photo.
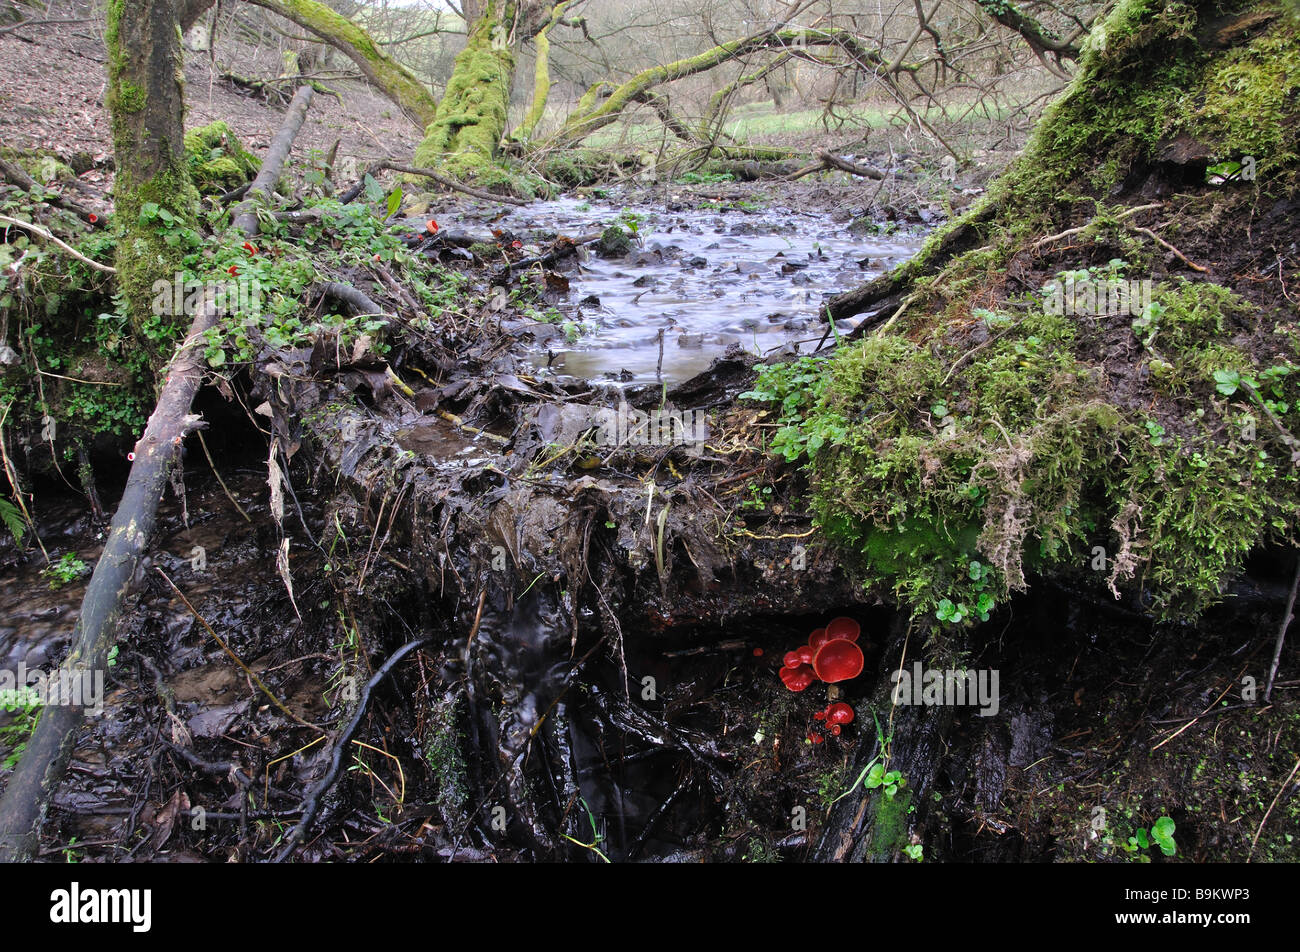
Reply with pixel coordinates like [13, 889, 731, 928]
[233, 85, 315, 238]
[340, 161, 530, 207]
[0, 298, 219, 862]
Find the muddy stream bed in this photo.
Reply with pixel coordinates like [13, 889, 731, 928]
[1, 187, 1295, 863]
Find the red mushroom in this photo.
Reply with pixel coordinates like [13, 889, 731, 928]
[812, 640, 864, 684]
[808, 628, 830, 651]
[824, 617, 861, 642]
[783, 650, 803, 669]
[795, 645, 815, 665]
[826, 702, 855, 726]
[779, 664, 816, 692]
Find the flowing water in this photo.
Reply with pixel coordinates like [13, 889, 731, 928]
[491, 197, 924, 385]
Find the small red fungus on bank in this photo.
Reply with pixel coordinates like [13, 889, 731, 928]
[824, 617, 860, 642]
[813, 640, 864, 683]
[752, 647, 763, 657]
[779, 664, 816, 692]
[808, 628, 829, 651]
[826, 702, 855, 726]
[426, 219, 439, 235]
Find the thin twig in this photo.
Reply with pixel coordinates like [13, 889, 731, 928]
[1265, 555, 1300, 703]
[1248, 756, 1300, 862]
[196, 429, 251, 523]
[272, 636, 431, 862]
[0, 214, 115, 273]
[155, 567, 322, 733]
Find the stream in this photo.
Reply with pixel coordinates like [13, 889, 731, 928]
[484, 195, 922, 385]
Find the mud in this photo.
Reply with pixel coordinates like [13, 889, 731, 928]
[1, 183, 1295, 863]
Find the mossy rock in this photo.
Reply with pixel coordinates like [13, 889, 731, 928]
[184, 122, 260, 194]
[0, 147, 75, 184]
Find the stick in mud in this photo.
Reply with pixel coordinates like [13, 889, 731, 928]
[0, 297, 219, 862]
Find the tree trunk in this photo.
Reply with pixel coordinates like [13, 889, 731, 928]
[515, 0, 573, 142]
[244, 0, 439, 128]
[411, 0, 521, 177]
[105, 0, 199, 361]
[0, 299, 218, 862]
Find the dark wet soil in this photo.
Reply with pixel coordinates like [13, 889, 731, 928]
[1, 183, 1296, 864]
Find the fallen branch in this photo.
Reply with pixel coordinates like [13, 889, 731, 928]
[155, 566, 322, 733]
[0, 17, 89, 36]
[0, 213, 115, 273]
[815, 149, 886, 180]
[0, 151, 101, 220]
[1265, 555, 1300, 704]
[233, 85, 315, 238]
[271, 636, 431, 862]
[1032, 203, 1164, 250]
[1127, 225, 1208, 273]
[0, 297, 219, 862]
[342, 161, 530, 207]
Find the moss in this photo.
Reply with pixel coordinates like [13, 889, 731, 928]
[539, 148, 635, 187]
[253, 0, 438, 127]
[117, 82, 147, 113]
[866, 782, 914, 861]
[1183, 26, 1300, 177]
[423, 693, 469, 819]
[413, 0, 516, 173]
[105, 0, 201, 361]
[184, 121, 260, 194]
[796, 272, 1300, 623]
[596, 224, 633, 257]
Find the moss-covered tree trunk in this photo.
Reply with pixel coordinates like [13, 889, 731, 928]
[244, 0, 439, 128]
[411, 0, 522, 177]
[106, 0, 199, 360]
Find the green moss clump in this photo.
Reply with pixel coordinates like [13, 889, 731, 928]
[423, 694, 469, 819]
[783, 276, 1300, 623]
[1184, 27, 1300, 178]
[0, 147, 75, 184]
[184, 122, 261, 194]
[413, 1, 515, 173]
[596, 224, 633, 257]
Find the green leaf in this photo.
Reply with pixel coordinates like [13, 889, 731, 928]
[0, 498, 25, 545]
[385, 186, 403, 220]
[1213, 369, 1240, 396]
[1151, 816, 1176, 855]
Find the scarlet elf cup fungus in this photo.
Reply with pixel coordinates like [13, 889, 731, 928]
[812, 640, 864, 684]
[779, 665, 815, 692]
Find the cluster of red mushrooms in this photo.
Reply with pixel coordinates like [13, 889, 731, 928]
[777, 617, 864, 744]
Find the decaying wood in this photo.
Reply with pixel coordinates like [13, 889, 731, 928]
[341, 161, 531, 207]
[233, 85, 315, 238]
[0, 298, 219, 862]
